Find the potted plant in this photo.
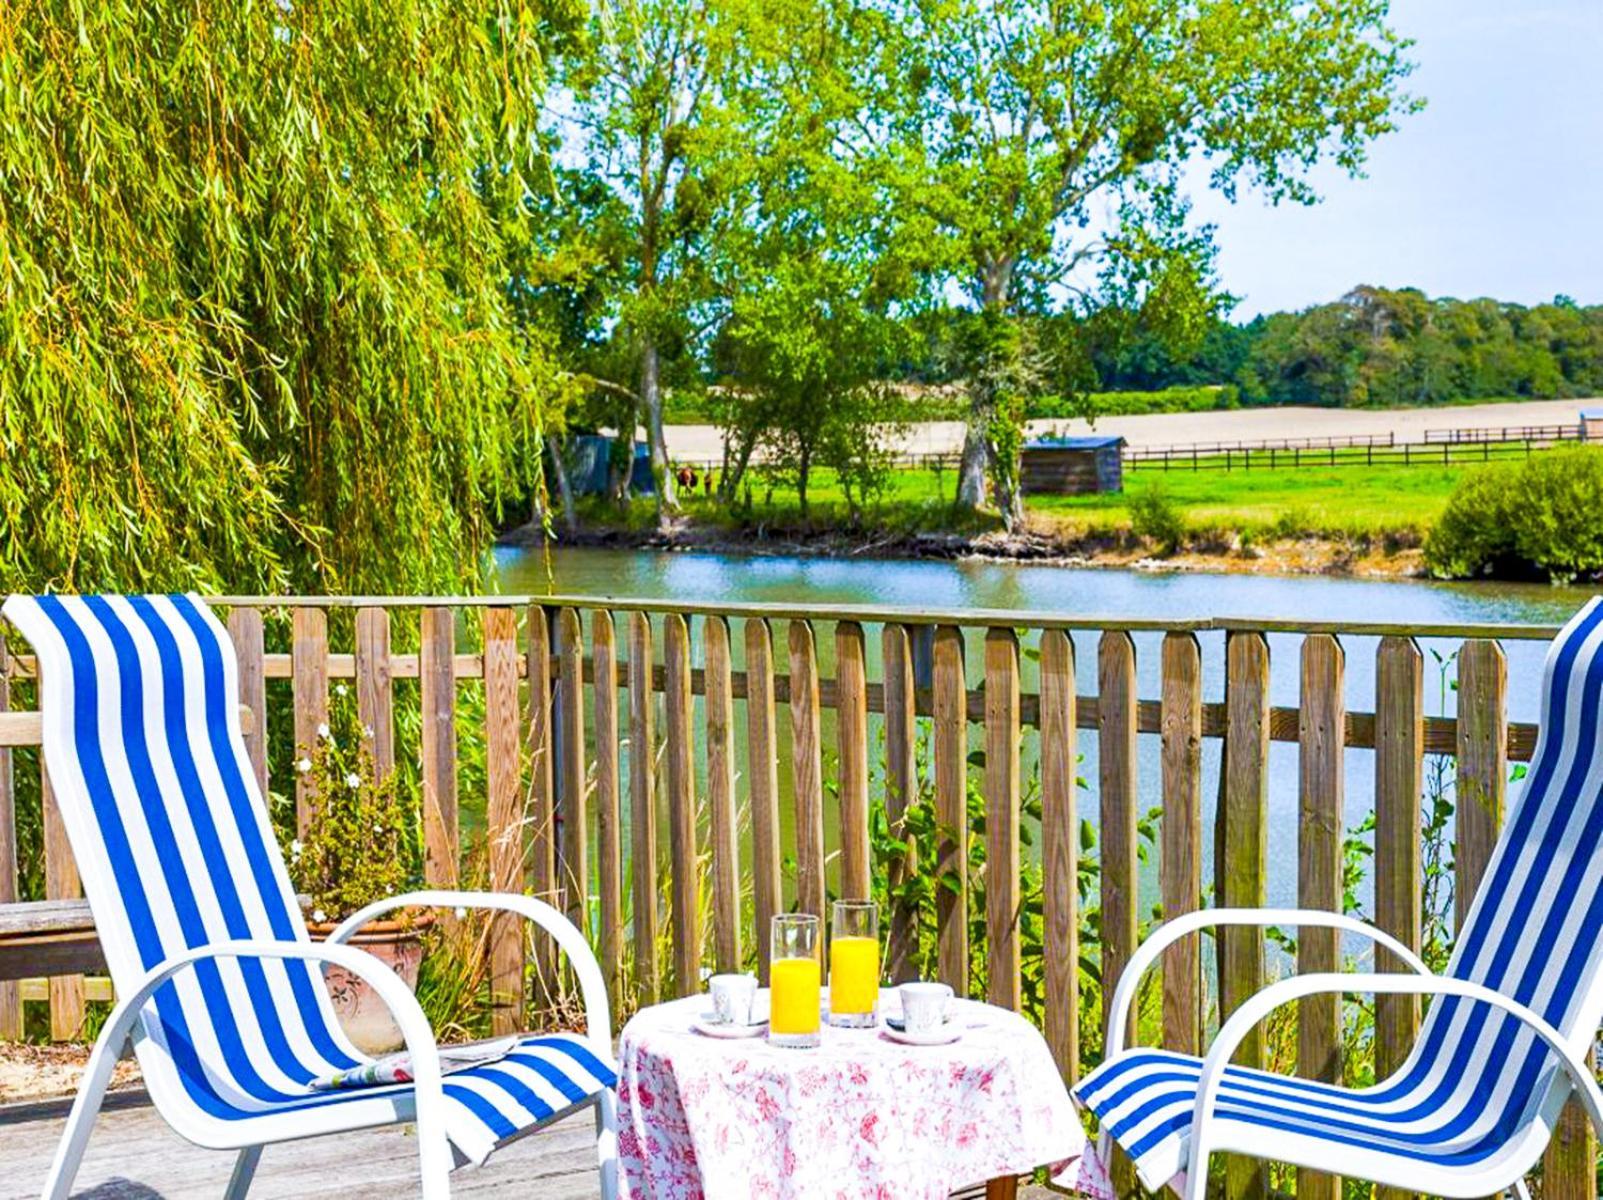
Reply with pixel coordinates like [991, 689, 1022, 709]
[288, 686, 429, 1054]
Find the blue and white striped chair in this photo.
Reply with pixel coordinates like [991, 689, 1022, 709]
[1077, 596, 1603, 1200]
[6, 594, 618, 1199]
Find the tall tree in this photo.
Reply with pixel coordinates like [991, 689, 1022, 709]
[0, 0, 571, 592]
[868, 0, 1419, 525]
[553, 0, 749, 525]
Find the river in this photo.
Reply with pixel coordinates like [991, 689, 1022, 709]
[491, 545, 1596, 913]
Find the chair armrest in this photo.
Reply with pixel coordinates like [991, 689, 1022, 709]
[1180, 972, 1603, 1200]
[328, 890, 614, 1054]
[1106, 908, 1431, 1058]
[92, 938, 452, 1190]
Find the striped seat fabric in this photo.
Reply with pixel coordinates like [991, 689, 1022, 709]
[1077, 596, 1603, 1196]
[6, 593, 616, 1169]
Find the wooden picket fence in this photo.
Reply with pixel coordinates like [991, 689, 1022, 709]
[0, 595, 1595, 1198]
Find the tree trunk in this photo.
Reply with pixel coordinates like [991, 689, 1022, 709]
[640, 339, 677, 524]
[547, 435, 578, 536]
[719, 425, 758, 505]
[957, 425, 988, 509]
[797, 447, 811, 521]
[956, 254, 1019, 516]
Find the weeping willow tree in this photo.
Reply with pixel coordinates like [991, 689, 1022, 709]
[0, 0, 575, 594]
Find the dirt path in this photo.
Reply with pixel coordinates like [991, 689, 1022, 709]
[658, 397, 1597, 461]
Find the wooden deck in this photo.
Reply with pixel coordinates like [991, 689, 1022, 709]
[0, 1091, 1051, 1198]
[0, 1091, 603, 1198]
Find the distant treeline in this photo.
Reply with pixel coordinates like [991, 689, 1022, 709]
[899, 286, 1603, 409]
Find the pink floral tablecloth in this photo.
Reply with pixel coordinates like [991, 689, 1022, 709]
[616, 991, 1105, 1200]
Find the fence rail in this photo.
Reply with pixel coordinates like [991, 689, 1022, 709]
[0, 595, 1593, 1197]
[1125, 426, 1585, 472]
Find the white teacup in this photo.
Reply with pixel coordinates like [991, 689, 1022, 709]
[898, 981, 953, 1035]
[709, 973, 758, 1025]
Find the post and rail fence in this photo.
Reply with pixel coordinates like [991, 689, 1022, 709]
[0, 595, 1594, 1197]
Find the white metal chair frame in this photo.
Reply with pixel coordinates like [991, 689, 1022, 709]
[43, 890, 618, 1200]
[1103, 908, 1599, 1200]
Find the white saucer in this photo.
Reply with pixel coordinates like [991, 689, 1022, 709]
[881, 1020, 962, 1046]
[692, 1015, 769, 1039]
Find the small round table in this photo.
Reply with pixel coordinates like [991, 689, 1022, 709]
[615, 990, 1092, 1200]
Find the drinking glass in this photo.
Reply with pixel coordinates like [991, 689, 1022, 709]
[828, 899, 880, 1028]
[769, 913, 822, 1047]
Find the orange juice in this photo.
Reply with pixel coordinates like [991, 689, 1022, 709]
[829, 935, 879, 1016]
[769, 956, 822, 1037]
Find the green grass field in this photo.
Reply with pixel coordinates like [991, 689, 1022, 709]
[1033, 463, 1468, 537]
[585, 459, 1476, 543]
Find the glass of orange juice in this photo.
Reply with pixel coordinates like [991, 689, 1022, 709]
[829, 899, 879, 1028]
[769, 914, 822, 1048]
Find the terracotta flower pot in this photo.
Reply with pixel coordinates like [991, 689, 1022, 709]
[307, 915, 434, 1055]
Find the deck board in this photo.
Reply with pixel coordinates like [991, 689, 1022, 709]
[0, 1096, 602, 1198]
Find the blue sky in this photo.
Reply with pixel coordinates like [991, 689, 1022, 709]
[1187, 0, 1603, 318]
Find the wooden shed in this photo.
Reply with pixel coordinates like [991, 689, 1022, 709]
[1019, 435, 1126, 495]
[1582, 408, 1603, 442]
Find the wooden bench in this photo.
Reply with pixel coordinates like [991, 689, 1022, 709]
[0, 703, 256, 1007]
[0, 899, 104, 984]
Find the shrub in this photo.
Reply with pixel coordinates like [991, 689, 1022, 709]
[287, 688, 420, 925]
[1128, 485, 1187, 554]
[1425, 448, 1603, 582]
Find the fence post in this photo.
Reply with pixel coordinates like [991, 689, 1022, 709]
[419, 607, 458, 886]
[557, 609, 588, 933]
[1040, 629, 1078, 1079]
[1455, 640, 1506, 929]
[526, 605, 557, 991]
[291, 607, 328, 837]
[932, 625, 968, 994]
[1220, 630, 1270, 1200]
[1375, 636, 1423, 1076]
[664, 614, 700, 995]
[789, 621, 827, 925]
[483, 607, 525, 1034]
[227, 607, 268, 800]
[1098, 631, 1139, 1049]
[354, 607, 394, 781]
[984, 628, 1021, 1011]
[836, 621, 871, 900]
[882, 624, 919, 985]
[704, 615, 740, 973]
[42, 765, 84, 1040]
[745, 619, 782, 984]
[593, 610, 624, 1002]
[1159, 633, 1203, 1057]
[628, 613, 660, 1004]
[1298, 634, 1345, 1200]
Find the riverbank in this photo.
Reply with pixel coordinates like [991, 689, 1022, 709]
[505, 509, 1428, 579]
[512, 457, 1454, 578]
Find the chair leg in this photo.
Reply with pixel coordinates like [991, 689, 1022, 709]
[40, 1032, 127, 1200]
[595, 1092, 619, 1200]
[1512, 1181, 1533, 1200]
[225, 1146, 262, 1200]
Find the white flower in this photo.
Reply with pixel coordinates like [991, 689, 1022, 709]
[453, 907, 468, 920]
[345, 772, 362, 790]
[363, 724, 374, 739]
[312, 908, 327, 924]
[334, 683, 348, 697]
[289, 839, 304, 860]
[295, 757, 312, 775]
[316, 722, 330, 740]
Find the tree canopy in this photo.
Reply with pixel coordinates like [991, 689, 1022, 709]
[0, 0, 1451, 584]
[0, 0, 571, 593]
